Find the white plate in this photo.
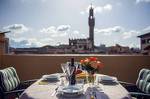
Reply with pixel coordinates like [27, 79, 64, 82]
[100, 75, 115, 81]
[43, 73, 60, 78]
[58, 85, 83, 97]
[42, 73, 60, 81]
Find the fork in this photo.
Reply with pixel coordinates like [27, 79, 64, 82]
[51, 86, 59, 96]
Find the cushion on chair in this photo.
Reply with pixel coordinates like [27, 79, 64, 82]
[145, 83, 150, 94]
[136, 68, 150, 91]
[138, 80, 145, 92]
[0, 67, 20, 92]
[145, 74, 150, 94]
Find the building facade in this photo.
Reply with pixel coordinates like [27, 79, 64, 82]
[107, 44, 130, 54]
[0, 31, 10, 54]
[138, 32, 150, 55]
[69, 5, 95, 53]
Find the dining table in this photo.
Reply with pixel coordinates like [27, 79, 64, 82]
[19, 73, 132, 99]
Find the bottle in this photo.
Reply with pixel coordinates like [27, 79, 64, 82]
[70, 58, 76, 85]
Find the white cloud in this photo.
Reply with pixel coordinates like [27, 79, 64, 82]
[95, 26, 139, 39]
[68, 30, 87, 39]
[10, 37, 55, 48]
[40, 26, 56, 34]
[7, 24, 145, 48]
[59, 32, 67, 37]
[10, 39, 31, 48]
[136, 0, 150, 3]
[94, 4, 113, 13]
[73, 31, 79, 34]
[103, 4, 112, 11]
[3, 24, 29, 33]
[80, 11, 85, 15]
[27, 38, 43, 47]
[57, 25, 70, 32]
[94, 7, 103, 13]
[122, 32, 133, 39]
[143, 26, 150, 33]
[40, 25, 70, 38]
[82, 4, 113, 15]
[94, 26, 141, 48]
[95, 26, 124, 36]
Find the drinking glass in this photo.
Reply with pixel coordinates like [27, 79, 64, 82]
[61, 63, 75, 85]
[61, 63, 68, 75]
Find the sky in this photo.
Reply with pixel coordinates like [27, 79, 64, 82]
[0, 0, 150, 48]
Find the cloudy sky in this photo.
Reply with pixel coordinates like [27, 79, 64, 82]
[0, 0, 150, 48]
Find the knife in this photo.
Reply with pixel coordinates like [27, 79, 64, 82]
[93, 91, 97, 99]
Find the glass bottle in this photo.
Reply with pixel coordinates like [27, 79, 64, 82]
[70, 58, 76, 85]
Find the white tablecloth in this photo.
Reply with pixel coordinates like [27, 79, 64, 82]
[19, 74, 132, 99]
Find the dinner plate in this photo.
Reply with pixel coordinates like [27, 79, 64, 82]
[58, 85, 83, 97]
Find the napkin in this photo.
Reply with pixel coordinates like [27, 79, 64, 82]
[38, 81, 49, 85]
[42, 73, 60, 82]
[99, 75, 118, 85]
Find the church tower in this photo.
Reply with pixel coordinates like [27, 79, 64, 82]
[88, 4, 95, 49]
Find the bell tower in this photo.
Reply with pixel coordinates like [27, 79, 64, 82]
[88, 4, 95, 49]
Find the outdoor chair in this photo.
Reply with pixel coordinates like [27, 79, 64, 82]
[120, 68, 150, 99]
[0, 67, 37, 99]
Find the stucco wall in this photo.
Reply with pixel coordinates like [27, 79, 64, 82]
[0, 54, 150, 83]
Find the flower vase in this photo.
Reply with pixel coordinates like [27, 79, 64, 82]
[87, 71, 95, 86]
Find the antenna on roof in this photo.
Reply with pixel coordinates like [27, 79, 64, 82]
[0, 31, 11, 34]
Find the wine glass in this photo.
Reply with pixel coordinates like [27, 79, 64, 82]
[61, 63, 68, 75]
[61, 63, 75, 84]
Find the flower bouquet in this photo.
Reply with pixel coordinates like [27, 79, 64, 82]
[80, 57, 104, 83]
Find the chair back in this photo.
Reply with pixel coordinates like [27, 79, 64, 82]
[0, 67, 20, 92]
[136, 68, 150, 93]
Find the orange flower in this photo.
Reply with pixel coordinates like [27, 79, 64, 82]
[91, 61, 98, 69]
[80, 60, 84, 64]
[97, 61, 104, 69]
[89, 57, 97, 61]
[80, 57, 104, 72]
[84, 58, 90, 63]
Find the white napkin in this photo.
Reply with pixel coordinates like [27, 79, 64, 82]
[42, 73, 60, 81]
[99, 75, 118, 84]
[101, 75, 114, 81]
